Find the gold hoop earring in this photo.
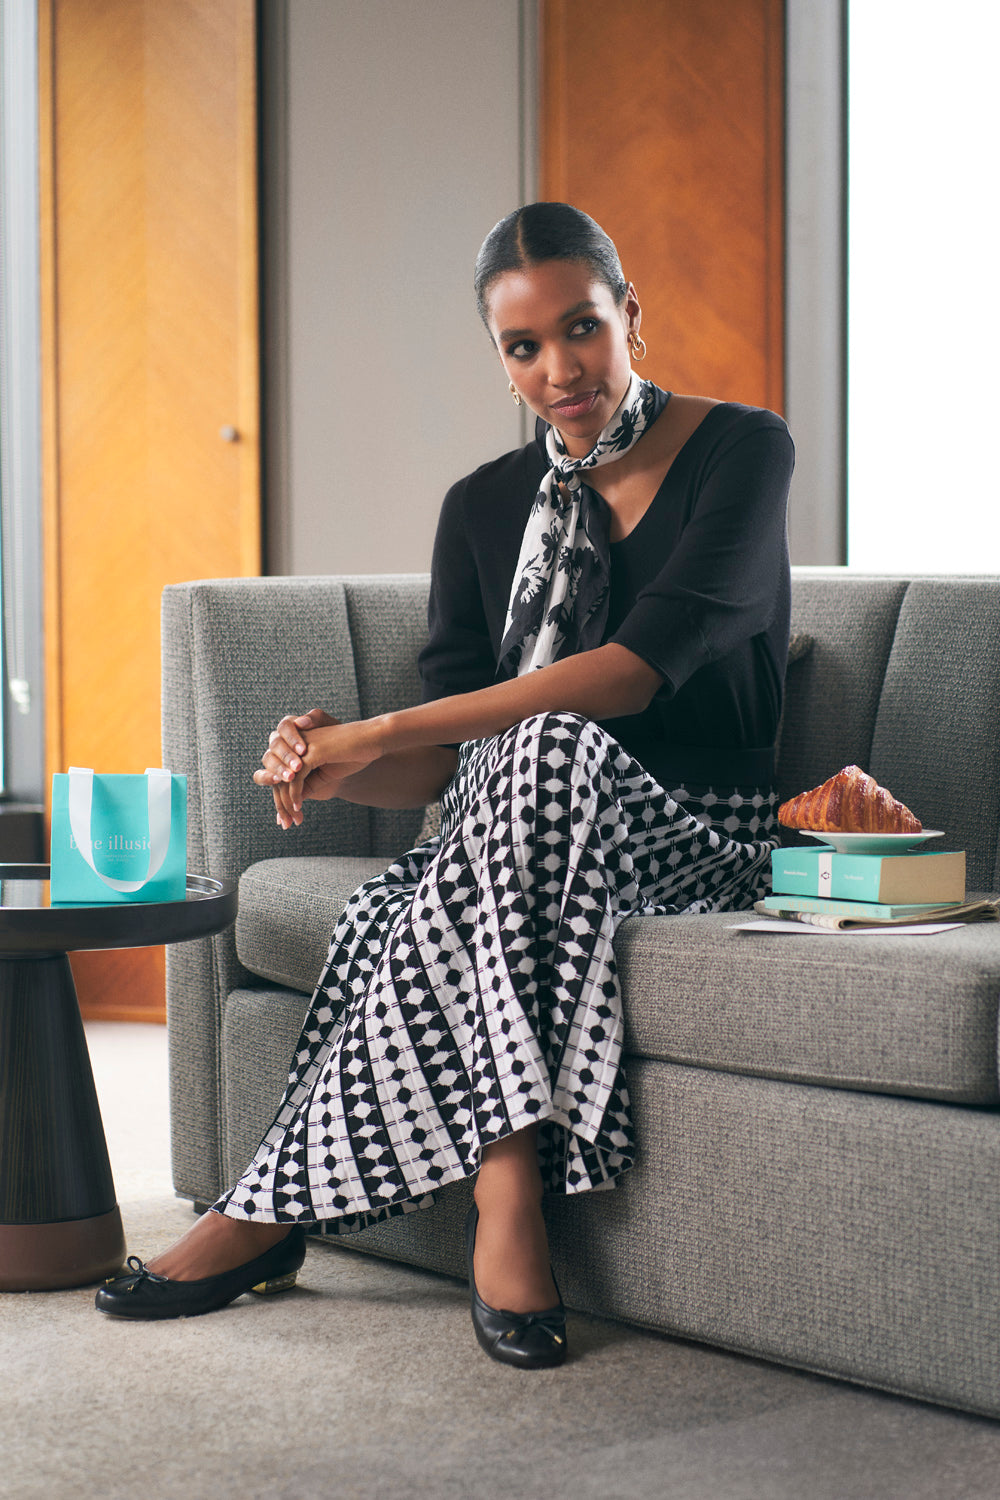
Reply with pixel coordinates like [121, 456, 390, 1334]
[629, 332, 647, 361]
[509, 382, 522, 406]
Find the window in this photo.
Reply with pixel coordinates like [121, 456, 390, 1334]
[847, 1, 1000, 570]
[0, 0, 44, 803]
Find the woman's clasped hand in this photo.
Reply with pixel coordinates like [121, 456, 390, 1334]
[255, 708, 383, 828]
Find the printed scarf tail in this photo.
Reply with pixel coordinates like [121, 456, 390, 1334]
[498, 377, 669, 678]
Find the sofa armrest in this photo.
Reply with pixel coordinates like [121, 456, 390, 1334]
[161, 576, 380, 1201]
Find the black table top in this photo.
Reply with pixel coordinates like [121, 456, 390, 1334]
[0, 864, 237, 956]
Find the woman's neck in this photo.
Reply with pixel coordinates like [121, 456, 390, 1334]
[593, 394, 720, 543]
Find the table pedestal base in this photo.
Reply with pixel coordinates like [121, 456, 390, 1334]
[0, 1206, 125, 1291]
[1, 951, 126, 1291]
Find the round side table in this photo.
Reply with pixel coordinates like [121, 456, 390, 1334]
[0, 864, 236, 1291]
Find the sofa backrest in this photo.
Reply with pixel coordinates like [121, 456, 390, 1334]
[780, 574, 1000, 892]
[341, 575, 431, 855]
[338, 568, 1000, 887]
[777, 575, 908, 807]
[164, 571, 1000, 896]
[868, 580, 1000, 892]
[164, 578, 374, 881]
[162, 575, 431, 881]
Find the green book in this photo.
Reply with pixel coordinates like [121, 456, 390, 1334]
[770, 847, 965, 904]
[758, 893, 957, 920]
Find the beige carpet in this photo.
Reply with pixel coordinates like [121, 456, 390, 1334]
[3, 1024, 1000, 1500]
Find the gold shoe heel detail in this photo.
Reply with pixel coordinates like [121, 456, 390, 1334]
[250, 1271, 298, 1296]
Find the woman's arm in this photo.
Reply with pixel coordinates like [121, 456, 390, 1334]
[322, 745, 460, 809]
[261, 641, 662, 827]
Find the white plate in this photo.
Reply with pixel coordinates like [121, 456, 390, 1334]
[800, 829, 945, 855]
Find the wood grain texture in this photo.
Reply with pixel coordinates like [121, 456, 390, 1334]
[39, 0, 260, 1021]
[541, 0, 784, 411]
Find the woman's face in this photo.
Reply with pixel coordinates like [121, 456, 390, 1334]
[486, 259, 641, 458]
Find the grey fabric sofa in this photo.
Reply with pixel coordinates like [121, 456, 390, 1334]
[162, 571, 1000, 1418]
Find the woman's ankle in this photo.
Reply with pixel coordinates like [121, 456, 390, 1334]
[146, 1212, 289, 1280]
[471, 1208, 558, 1313]
[475, 1126, 544, 1208]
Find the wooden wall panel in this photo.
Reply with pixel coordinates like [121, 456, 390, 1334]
[541, 0, 784, 412]
[39, 0, 260, 1022]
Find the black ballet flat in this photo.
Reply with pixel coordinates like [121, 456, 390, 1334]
[465, 1205, 567, 1369]
[94, 1226, 307, 1321]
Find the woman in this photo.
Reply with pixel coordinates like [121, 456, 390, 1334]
[96, 203, 794, 1369]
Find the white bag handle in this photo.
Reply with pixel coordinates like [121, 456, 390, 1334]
[67, 767, 173, 893]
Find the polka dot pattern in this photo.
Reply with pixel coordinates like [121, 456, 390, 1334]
[216, 713, 777, 1234]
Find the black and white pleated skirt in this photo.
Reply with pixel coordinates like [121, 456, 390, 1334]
[216, 712, 777, 1233]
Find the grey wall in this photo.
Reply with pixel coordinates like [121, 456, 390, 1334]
[263, 0, 536, 576]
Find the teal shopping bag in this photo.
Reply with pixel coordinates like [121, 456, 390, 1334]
[50, 767, 188, 905]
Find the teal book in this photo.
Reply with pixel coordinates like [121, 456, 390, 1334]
[770, 847, 965, 904]
[758, 893, 960, 920]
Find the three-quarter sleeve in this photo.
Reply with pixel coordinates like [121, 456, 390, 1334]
[608, 411, 794, 697]
[418, 442, 545, 705]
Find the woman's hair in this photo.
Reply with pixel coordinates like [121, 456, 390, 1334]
[474, 202, 628, 329]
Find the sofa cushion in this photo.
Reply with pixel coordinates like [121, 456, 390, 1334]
[617, 912, 1000, 1104]
[236, 856, 392, 992]
[237, 856, 1000, 1106]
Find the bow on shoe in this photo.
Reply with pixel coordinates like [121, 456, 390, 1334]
[109, 1255, 168, 1292]
[498, 1307, 565, 1340]
[482, 1301, 568, 1367]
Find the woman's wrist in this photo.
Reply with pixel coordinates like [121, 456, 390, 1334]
[369, 712, 394, 758]
[378, 703, 457, 757]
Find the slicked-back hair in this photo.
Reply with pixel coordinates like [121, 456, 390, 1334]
[474, 203, 628, 331]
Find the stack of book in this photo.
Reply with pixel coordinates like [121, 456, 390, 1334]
[756, 845, 999, 929]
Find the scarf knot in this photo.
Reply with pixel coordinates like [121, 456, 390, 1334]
[497, 374, 667, 678]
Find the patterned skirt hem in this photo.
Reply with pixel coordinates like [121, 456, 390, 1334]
[215, 1095, 633, 1237]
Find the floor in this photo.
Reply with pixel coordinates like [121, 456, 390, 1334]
[71, 1020, 1000, 1500]
[85, 1019, 175, 1201]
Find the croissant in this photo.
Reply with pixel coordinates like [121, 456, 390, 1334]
[778, 765, 922, 834]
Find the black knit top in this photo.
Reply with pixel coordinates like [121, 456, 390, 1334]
[418, 398, 794, 791]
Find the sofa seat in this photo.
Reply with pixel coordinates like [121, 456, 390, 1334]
[235, 856, 389, 993]
[236, 856, 1000, 1107]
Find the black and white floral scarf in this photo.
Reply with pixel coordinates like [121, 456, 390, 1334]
[497, 373, 668, 678]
